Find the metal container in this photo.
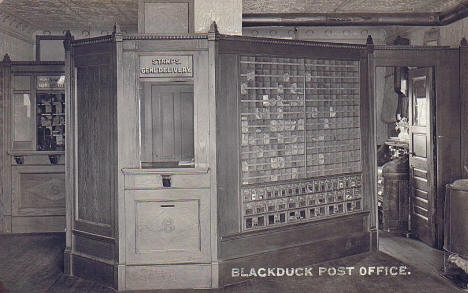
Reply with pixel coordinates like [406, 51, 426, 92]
[382, 157, 409, 233]
[445, 179, 468, 257]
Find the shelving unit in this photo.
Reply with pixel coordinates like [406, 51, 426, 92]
[0, 59, 66, 233]
[238, 56, 362, 231]
[36, 92, 65, 151]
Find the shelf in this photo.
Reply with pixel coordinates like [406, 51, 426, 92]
[8, 151, 65, 156]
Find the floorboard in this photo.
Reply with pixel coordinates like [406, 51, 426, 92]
[0, 232, 461, 292]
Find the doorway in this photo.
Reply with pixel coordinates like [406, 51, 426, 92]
[375, 65, 436, 247]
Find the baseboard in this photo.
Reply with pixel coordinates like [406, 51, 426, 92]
[71, 254, 116, 288]
[220, 231, 370, 287]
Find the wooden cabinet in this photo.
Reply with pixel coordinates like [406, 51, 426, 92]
[64, 29, 373, 290]
[0, 57, 66, 233]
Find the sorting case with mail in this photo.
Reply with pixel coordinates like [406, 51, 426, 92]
[237, 56, 362, 231]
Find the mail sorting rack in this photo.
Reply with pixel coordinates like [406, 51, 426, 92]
[239, 57, 361, 185]
[239, 56, 362, 231]
[241, 174, 362, 231]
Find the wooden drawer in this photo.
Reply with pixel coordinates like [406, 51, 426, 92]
[124, 189, 211, 264]
[123, 168, 210, 189]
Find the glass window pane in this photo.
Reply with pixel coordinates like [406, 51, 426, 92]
[13, 94, 32, 142]
[413, 78, 427, 126]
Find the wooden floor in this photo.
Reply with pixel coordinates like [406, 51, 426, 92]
[0, 233, 114, 293]
[379, 230, 446, 277]
[0, 232, 460, 292]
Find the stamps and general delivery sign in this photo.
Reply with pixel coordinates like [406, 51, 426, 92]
[140, 55, 193, 78]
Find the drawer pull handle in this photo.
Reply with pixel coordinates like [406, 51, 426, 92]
[162, 175, 172, 187]
[161, 204, 175, 208]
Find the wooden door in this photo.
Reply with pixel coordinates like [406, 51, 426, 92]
[408, 67, 436, 247]
[142, 84, 194, 165]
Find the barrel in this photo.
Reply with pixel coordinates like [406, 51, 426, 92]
[382, 156, 409, 233]
[445, 179, 468, 257]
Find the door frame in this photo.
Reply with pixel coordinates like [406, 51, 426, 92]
[372, 46, 461, 249]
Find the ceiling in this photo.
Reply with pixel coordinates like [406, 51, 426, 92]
[0, 0, 467, 32]
[0, 0, 137, 32]
[243, 0, 465, 14]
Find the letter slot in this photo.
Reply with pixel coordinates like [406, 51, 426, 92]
[160, 204, 175, 208]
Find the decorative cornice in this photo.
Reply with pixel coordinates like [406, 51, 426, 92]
[215, 34, 367, 49]
[10, 61, 65, 66]
[71, 34, 114, 47]
[122, 168, 209, 175]
[122, 33, 208, 40]
[374, 44, 453, 50]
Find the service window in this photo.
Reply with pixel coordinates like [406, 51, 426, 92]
[140, 83, 194, 168]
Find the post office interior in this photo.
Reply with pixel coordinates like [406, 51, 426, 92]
[1, 0, 468, 291]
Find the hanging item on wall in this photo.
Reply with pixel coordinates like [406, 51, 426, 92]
[382, 67, 399, 123]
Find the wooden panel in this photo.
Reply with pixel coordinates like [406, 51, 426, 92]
[124, 173, 210, 189]
[73, 232, 115, 261]
[414, 177, 428, 191]
[19, 173, 65, 209]
[220, 212, 366, 260]
[0, 62, 6, 232]
[220, 232, 370, 287]
[216, 54, 241, 236]
[217, 39, 363, 60]
[12, 215, 65, 233]
[125, 264, 211, 290]
[415, 189, 429, 200]
[72, 254, 115, 288]
[13, 75, 31, 91]
[135, 199, 200, 252]
[125, 189, 211, 264]
[408, 68, 434, 247]
[413, 168, 427, 179]
[461, 45, 468, 178]
[75, 44, 116, 228]
[149, 84, 194, 162]
[412, 133, 427, 158]
[12, 165, 65, 217]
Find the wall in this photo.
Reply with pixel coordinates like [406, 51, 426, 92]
[194, 0, 242, 35]
[0, 31, 33, 61]
[0, 15, 35, 231]
[401, 18, 468, 47]
[440, 19, 468, 47]
[243, 26, 387, 45]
